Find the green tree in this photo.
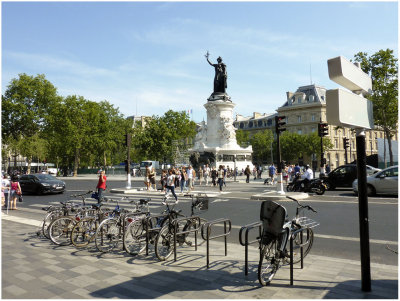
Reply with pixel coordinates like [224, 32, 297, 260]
[131, 111, 196, 164]
[236, 129, 250, 147]
[279, 132, 304, 163]
[354, 49, 398, 166]
[250, 129, 274, 164]
[2, 73, 59, 172]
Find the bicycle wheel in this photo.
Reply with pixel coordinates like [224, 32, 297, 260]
[42, 210, 62, 239]
[95, 218, 121, 252]
[284, 226, 314, 264]
[71, 217, 96, 248]
[155, 224, 174, 261]
[181, 217, 207, 247]
[258, 240, 281, 286]
[123, 218, 146, 255]
[48, 216, 77, 246]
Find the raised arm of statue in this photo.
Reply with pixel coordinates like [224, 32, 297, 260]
[205, 51, 214, 66]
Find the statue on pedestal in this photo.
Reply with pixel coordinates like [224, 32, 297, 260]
[205, 51, 228, 95]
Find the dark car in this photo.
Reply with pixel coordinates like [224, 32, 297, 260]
[326, 164, 358, 190]
[18, 173, 66, 195]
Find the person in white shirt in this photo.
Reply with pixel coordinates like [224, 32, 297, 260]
[187, 165, 195, 191]
[301, 164, 314, 189]
[165, 169, 178, 201]
[2, 175, 10, 209]
[204, 165, 210, 186]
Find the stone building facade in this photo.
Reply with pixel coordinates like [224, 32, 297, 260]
[233, 84, 396, 169]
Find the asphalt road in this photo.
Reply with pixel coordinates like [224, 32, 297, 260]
[11, 176, 398, 266]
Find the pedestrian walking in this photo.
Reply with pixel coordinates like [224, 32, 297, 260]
[244, 165, 251, 183]
[204, 164, 210, 186]
[144, 166, 151, 191]
[187, 165, 195, 191]
[96, 170, 107, 203]
[160, 170, 167, 192]
[10, 176, 22, 210]
[198, 167, 204, 185]
[149, 167, 156, 191]
[165, 169, 178, 202]
[268, 163, 276, 184]
[223, 165, 227, 187]
[211, 167, 217, 187]
[180, 167, 188, 194]
[2, 175, 10, 209]
[217, 165, 224, 192]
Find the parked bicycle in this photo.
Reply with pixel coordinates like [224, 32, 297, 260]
[258, 196, 318, 286]
[154, 193, 208, 261]
[39, 191, 95, 238]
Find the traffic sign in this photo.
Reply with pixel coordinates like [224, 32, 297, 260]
[326, 89, 374, 129]
[328, 56, 372, 95]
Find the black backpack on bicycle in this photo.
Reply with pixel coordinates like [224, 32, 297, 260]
[260, 200, 287, 245]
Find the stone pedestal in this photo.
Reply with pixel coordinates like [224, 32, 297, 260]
[191, 94, 253, 171]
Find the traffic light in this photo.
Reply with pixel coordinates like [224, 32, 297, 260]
[275, 115, 286, 134]
[124, 133, 131, 146]
[318, 122, 329, 137]
[343, 137, 350, 149]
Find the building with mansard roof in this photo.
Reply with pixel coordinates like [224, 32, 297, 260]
[233, 84, 396, 169]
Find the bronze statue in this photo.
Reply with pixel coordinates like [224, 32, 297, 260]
[205, 51, 227, 94]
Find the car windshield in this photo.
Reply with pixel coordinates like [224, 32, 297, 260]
[35, 174, 56, 181]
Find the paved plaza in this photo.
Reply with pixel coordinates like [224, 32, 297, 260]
[2, 210, 398, 299]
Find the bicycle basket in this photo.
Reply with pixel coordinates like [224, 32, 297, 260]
[193, 194, 209, 211]
[296, 217, 319, 228]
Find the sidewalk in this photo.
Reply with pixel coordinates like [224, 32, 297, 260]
[2, 215, 397, 299]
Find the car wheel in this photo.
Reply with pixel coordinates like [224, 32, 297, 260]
[367, 185, 376, 197]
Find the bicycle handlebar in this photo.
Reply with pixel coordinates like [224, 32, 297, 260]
[69, 190, 93, 198]
[286, 196, 317, 213]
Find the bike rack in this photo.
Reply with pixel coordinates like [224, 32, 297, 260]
[201, 218, 231, 269]
[239, 221, 262, 276]
[289, 227, 305, 285]
[171, 216, 201, 261]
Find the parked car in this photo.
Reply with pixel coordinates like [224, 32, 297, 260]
[18, 174, 66, 195]
[325, 164, 382, 190]
[352, 165, 398, 196]
[325, 164, 357, 190]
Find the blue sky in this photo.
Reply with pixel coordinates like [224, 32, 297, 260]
[2, 1, 398, 122]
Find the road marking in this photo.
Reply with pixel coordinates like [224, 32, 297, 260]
[314, 233, 398, 246]
[2, 213, 42, 227]
[211, 199, 230, 203]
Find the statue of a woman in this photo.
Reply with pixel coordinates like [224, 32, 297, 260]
[205, 52, 227, 94]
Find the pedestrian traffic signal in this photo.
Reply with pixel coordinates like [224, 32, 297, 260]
[343, 137, 350, 149]
[275, 115, 286, 134]
[318, 123, 329, 137]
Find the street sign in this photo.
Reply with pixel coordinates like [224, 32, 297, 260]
[326, 89, 374, 129]
[328, 56, 372, 95]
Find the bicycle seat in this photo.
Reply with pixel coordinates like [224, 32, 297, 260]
[139, 198, 150, 205]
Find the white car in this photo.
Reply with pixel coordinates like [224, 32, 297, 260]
[352, 165, 398, 196]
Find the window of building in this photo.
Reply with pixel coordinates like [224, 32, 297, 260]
[298, 97, 302, 104]
[334, 139, 338, 148]
[311, 127, 316, 133]
[267, 119, 272, 126]
[258, 120, 263, 127]
[239, 122, 244, 129]
[311, 114, 316, 121]
[297, 115, 302, 123]
[249, 121, 253, 128]
[297, 129, 302, 135]
[335, 153, 339, 167]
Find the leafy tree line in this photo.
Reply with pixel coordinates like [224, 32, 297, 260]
[237, 129, 333, 165]
[353, 49, 398, 166]
[2, 74, 196, 176]
[2, 74, 132, 175]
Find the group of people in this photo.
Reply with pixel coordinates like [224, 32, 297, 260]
[2, 174, 22, 210]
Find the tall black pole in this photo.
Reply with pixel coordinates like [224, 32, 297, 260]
[276, 133, 281, 174]
[345, 146, 348, 164]
[356, 129, 371, 292]
[320, 136, 324, 168]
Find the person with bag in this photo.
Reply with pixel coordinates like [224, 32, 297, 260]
[96, 170, 107, 203]
[10, 176, 22, 210]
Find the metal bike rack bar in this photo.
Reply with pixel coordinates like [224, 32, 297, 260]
[201, 218, 232, 269]
[289, 227, 305, 286]
[239, 221, 262, 276]
[171, 216, 201, 261]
